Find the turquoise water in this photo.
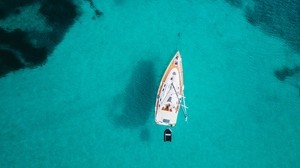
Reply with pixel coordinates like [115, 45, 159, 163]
[1, 0, 300, 167]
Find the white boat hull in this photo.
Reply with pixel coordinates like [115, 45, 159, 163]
[155, 51, 184, 126]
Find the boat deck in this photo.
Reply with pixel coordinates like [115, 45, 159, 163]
[155, 51, 183, 126]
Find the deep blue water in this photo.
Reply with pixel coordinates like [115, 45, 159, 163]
[1, 0, 300, 167]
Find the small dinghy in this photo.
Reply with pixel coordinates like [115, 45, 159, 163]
[164, 128, 172, 142]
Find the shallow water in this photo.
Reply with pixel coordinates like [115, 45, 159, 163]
[1, 0, 300, 167]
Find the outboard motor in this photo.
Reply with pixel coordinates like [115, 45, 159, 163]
[164, 128, 172, 142]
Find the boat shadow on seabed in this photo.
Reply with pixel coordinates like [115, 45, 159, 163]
[109, 59, 157, 141]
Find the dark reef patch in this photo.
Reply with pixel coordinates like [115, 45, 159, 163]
[0, 49, 24, 77]
[225, 0, 300, 52]
[39, 0, 79, 28]
[225, 0, 300, 94]
[0, 0, 82, 77]
[246, 0, 300, 52]
[274, 65, 300, 96]
[274, 66, 300, 81]
[84, 0, 103, 19]
[0, 28, 48, 66]
[0, 0, 36, 19]
[225, 0, 243, 8]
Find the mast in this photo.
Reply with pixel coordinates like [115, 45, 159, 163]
[171, 83, 188, 122]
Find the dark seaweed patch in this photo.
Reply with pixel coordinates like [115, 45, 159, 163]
[0, 0, 36, 19]
[0, 0, 82, 77]
[225, 0, 243, 8]
[274, 66, 300, 97]
[0, 28, 48, 67]
[84, 0, 103, 19]
[245, 7, 259, 26]
[274, 66, 300, 81]
[95, 10, 103, 17]
[226, 0, 300, 52]
[244, 0, 300, 52]
[39, 0, 79, 28]
[0, 49, 24, 76]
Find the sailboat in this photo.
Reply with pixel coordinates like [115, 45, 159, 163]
[155, 51, 188, 142]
